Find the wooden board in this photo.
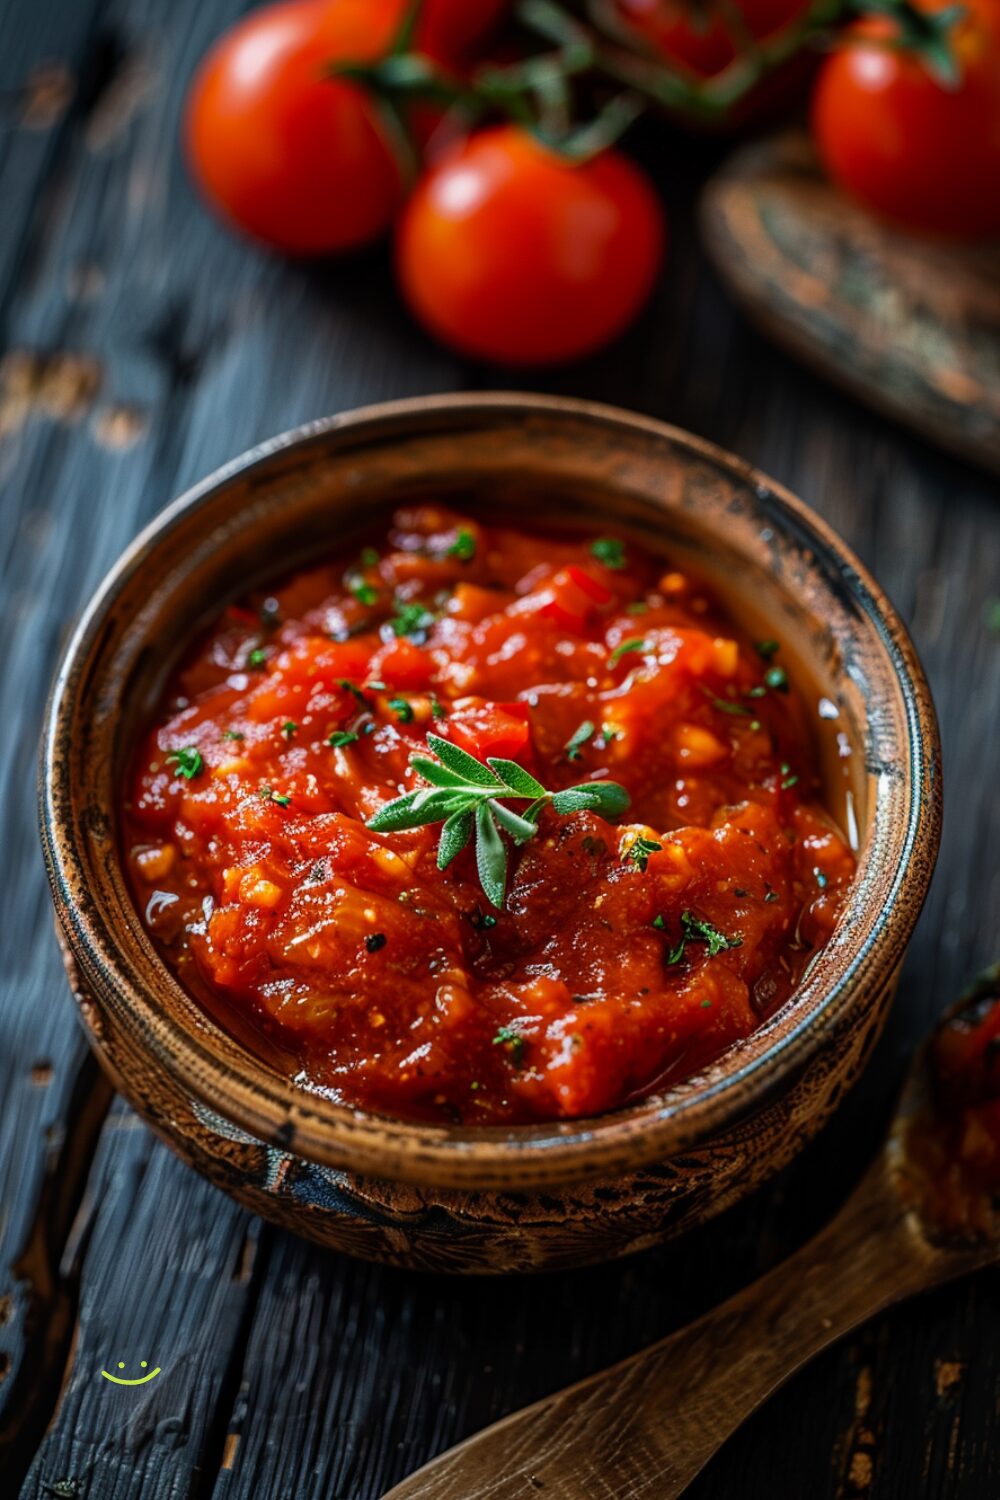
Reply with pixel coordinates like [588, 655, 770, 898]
[0, 3, 999, 1496]
[700, 130, 1000, 478]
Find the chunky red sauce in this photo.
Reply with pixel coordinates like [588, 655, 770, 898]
[124, 506, 855, 1125]
[905, 975, 1000, 1237]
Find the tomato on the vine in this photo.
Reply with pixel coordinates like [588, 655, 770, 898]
[613, 0, 811, 78]
[419, 0, 510, 63]
[812, 0, 1000, 239]
[185, 0, 413, 255]
[395, 125, 666, 366]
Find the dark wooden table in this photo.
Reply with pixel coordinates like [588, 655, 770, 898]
[2, 3, 999, 1496]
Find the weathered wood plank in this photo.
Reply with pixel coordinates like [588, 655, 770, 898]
[18, 1102, 263, 1500]
[1, 12, 998, 1500]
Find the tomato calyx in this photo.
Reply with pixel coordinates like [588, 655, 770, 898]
[841, 0, 968, 87]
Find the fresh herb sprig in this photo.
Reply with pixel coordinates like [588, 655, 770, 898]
[366, 733, 630, 908]
[662, 910, 742, 966]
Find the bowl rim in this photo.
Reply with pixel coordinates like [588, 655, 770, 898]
[39, 391, 942, 1190]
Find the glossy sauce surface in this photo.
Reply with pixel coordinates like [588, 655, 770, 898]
[124, 507, 856, 1125]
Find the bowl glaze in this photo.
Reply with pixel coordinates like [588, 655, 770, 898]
[40, 394, 941, 1272]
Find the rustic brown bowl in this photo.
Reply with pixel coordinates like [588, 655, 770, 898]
[40, 394, 941, 1273]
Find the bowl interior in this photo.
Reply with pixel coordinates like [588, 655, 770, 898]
[42, 395, 940, 1189]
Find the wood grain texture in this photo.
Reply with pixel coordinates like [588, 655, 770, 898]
[700, 132, 1000, 478]
[1, 0, 998, 1496]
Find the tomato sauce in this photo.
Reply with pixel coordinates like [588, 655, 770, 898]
[905, 976, 1000, 1238]
[124, 506, 856, 1125]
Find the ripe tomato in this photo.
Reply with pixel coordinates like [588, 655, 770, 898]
[812, 0, 1000, 238]
[419, 0, 509, 63]
[395, 126, 666, 365]
[185, 0, 406, 255]
[614, 0, 810, 78]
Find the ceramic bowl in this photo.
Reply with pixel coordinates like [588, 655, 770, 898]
[40, 394, 941, 1273]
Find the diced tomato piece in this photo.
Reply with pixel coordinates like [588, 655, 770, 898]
[369, 636, 434, 689]
[448, 699, 531, 761]
[565, 565, 613, 606]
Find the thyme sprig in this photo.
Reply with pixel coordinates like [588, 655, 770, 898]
[366, 733, 630, 908]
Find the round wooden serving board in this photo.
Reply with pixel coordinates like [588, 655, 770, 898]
[700, 131, 1000, 478]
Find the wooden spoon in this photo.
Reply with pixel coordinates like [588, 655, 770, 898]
[383, 968, 1000, 1500]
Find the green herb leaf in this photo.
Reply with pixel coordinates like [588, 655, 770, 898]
[366, 737, 630, 907]
[661, 909, 741, 964]
[247, 647, 268, 669]
[591, 536, 626, 569]
[765, 666, 789, 693]
[388, 697, 414, 724]
[626, 601, 649, 615]
[755, 639, 780, 659]
[780, 762, 799, 789]
[446, 528, 477, 561]
[368, 786, 469, 832]
[348, 576, 379, 606]
[259, 786, 291, 807]
[437, 809, 474, 870]
[550, 781, 630, 818]
[328, 730, 359, 749]
[475, 802, 508, 909]
[710, 696, 753, 717]
[488, 798, 541, 844]
[486, 758, 547, 799]
[426, 732, 504, 790]
[391, 599, 435, 639]
[608, 636, 648, 668]
[222, 729, 244, 743]
[281, 720, 297, 740]
[564, 720, 595, 762]
[622, 833, 662, 872]
[360, 546, 380, 569]
[167, 746, 203, 780]
[493, 1025, 525, 1064]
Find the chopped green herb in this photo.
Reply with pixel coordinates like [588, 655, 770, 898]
[591, 536, 626, 570]
[749, 719, 762, 732]
[493, 1025, 525, 1064]
[662, 910, 742, 966]
[756, 639, 780, 659]
[446, 529, 477, 562]
[247, 647, 268, 669]
[622, 833, 662, 872]
[608, 637, 648, 668]
[652, 913, 666, 930]
[281, 720, 297, 740]
[222, 729, 244, 742]
[626, 600, 649, 615]
[360, 546, 380, 569]
[746, 685, 767, 698]
[348, 575, 379, 606]
[337, 679, 371, 709]
[814, 867, 829, 889]
[167, 746, 203, 780]
[430, 694, 448, 720]
[328, 730, 359, 749]
[764, 888, 779, 903]
[260, 786, 291, 807]
[388, 697, 414, 724]
[780, 762, 799, 789]
[700, 999, 713, 1008]
[365, 932, 387, 953]
[391, 599, 435, 640]
[472, 910, 498, 930]
[710, 696, 753, 717]
[564, 720, 595, 763]
[366, 734, 629, 909]
[765, 665, 789, 693]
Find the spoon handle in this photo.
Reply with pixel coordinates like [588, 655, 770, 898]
[382, 1163, 972, 1500]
